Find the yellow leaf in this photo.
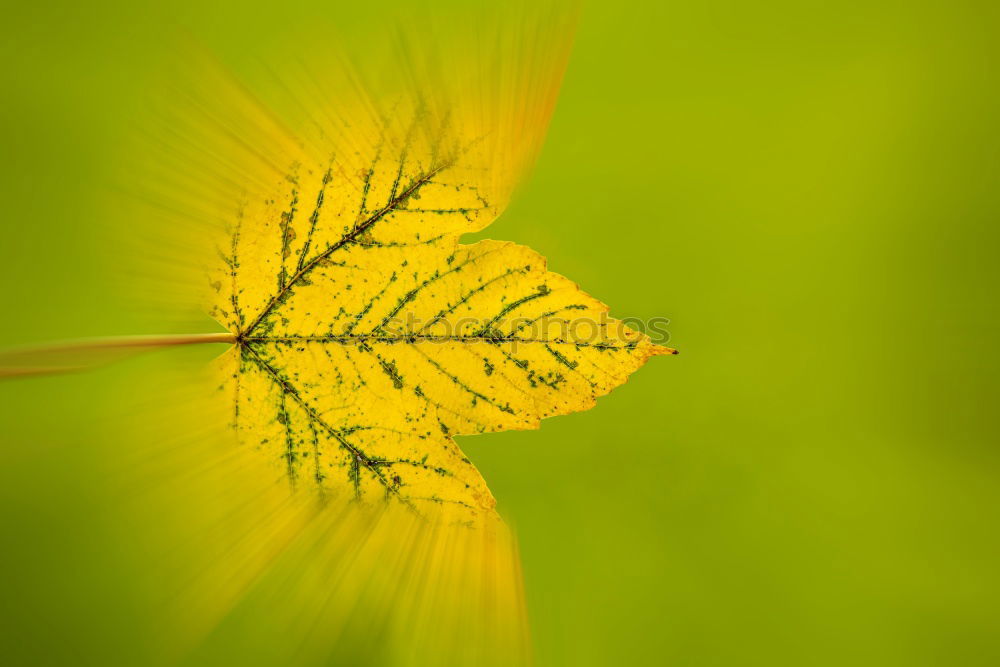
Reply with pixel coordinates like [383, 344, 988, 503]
[207, 110, 673, 521]
[85, 5, 672, 522]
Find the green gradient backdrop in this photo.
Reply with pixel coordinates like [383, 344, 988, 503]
[2, 1, 998, 665]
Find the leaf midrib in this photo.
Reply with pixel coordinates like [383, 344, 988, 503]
[243, 334, 639, 350]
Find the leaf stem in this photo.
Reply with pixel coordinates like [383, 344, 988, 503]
[0, 332, 237, 379]
[4, 332, 238, 353]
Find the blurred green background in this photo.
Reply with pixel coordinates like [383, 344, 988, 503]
[2, 1, 998, 665]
